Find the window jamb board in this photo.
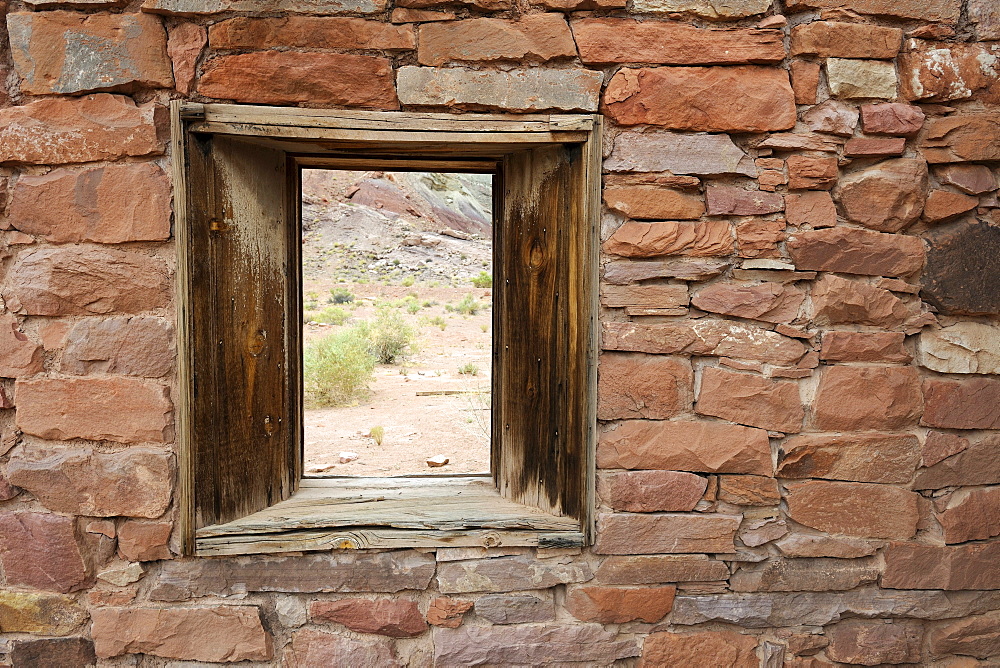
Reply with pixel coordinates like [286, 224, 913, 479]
[173, 102, 601, 555]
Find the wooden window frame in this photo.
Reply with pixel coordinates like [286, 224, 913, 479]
[171, 102, 601, 556]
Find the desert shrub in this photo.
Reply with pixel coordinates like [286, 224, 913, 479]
[455, 293, 483, 316]
[357, 306, 417, 364]
[422, 315, 447, 330]
[406, 300, 421, 314]
[313, 306, 349, 325]
[303, 328, 376, 408]
[471, 271, 493, 288]
[369, 425, 385, 445]
[401, 276, 415, 287]
[330, 287, 356, 304]
[458, 362, 480, 376]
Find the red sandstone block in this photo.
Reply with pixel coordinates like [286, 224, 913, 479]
[922, 378, 1000, 429]
[786, 155, 838, 190]
[790, 60, 820, 104]
[0, 315, 43, 378]
[882, 541, 1000, 590]
[691, 282, 804, 324]
[598, 470, 707, 512]
[0, 512, 87, 593]
[594, 512, 740, 554]
[641, 630, 758, 668]
[565, 585, 676, 623]
[310, 598, 427, 637]
[785, 480, 920, 540]
[790, 21, 902, 59]
[696, 367, 803, 433]
[210, 16, 414, 50]
[813, 366, 922, 431]
[787, 227, 924, 277]
[418, 15, 574, 65]
[597, 352, 692, 420]
[117, 520, 173, 561]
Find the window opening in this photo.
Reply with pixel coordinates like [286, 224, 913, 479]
[300, 169, 493, 476]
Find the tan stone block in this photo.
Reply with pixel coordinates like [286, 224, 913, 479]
[604, 66, 795, 132]
[418, 15, 572, 65]
[391, 7, 456, 21]
[0, 591, 88, 636]
[801, 99, 859, 136]
[434, 625, 638, 665]
[603, 221, 732, 258]
[566, 585, 675, 623]
[8, 163, 171, 244]
[0, 94, 163, 165]
[91, 607, 272, 661]
[918, 322, 1000, 374]
[827, 58, 897, 99]
[774, 533, 877, 559]
[785, 480, 921, 539]
[436, 555, 592, 594]
[574, 20, 784, 64]
[200, 52, 397, 108]
[640, 631, 757, 668]
[598, 419, 772, 475]
[397, 66, 602, 112]
[697, 367, 803, 433]
[600, 285, 690, 310]
[628, 0, 769, 17]
[731, 556, 880, 592]
[7, 11, 173, 94]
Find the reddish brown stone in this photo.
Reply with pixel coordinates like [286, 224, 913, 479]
[787, 227, 924, 277]
[61, 317, 175, 378]
[785, 480, 921, 539]
[602, 258, 728, 284]
[426, 597, 472, 628]
[598, 419, 772, 475]
[811, 275, 918, 329]
[790, 60, 820, 105]
[7, 11, 173, 95]
[418, 15, 573, 65]
[735, 219, 785, 258]
[820, 331, 911, 363]
[730, 556, 879, 592]
[566, 585, 675, 623]
[826, 619, 923, 665]
[595, 555, 730, 584]
[473, 595, 552, 624]
[604, 66, 795, 132]
[837, 158, 928, 232]
[603, 221, 733, 257]
[0, 94, 163, 165]
[801, 100, 858, 136]
[397, 66, 601, 111]
[598, 353, 692, 420]
[920, 113, 1000, 163]
[15, 376, 172, 444]
[391, 7, 456, 21]
[915, 434, 1000, 489]
[436, 555, 591, 594]
[603, 186, 704, 220]
[167, 22, 206, 95]
[290, 629, 397, 667]
[434, 625, 638, 666]
[860, 103, 925, 136]
[574, 20, 784, 65]
[718, 475, 780, 506]
[882, 541, 1000, 590]
[790, 21, 902, 59]
[595, 513, 740, 554]
[844, 137, 906, 157]
[935, 164, 997, 195]
[786, 0, 961, 22]
[697, 367, 803, 433]
[117, 520, 172, 561]
[640, 631, 757, 668]
[692, 281, 804, 324]
[778, 433, 920, 483]
[9, 638, 96, 668]
[921, 430, 969, 467]
[923, 378, 1000, 429]
[774, 534, 877, 559]
[92, 607, 272, 661]
[928, 611, 1000, 658]
[813, 366, 922, 431]
[210, 16, 413, 50]
[9, 247, 171, 316]
[7, 446, 173, 518]
[787, 156, 838, 191]
[602, 320, 807, 364]
[0, 314, 43, 378]
[785, 191, 836, 227]
[310, 598, 427, 638]
[598, 470, 707, 512]
[199, 52, 398, 108]
[600, 284, 689, 311]
[0, 512, 86, 593]
[938, 486, 1000, 544]
[901, 41, 1000, 103]
[705, 185, 783, 215]
[0, 469, 18, 501]
[8, 163, 171, 244]
[923, 189, 979, 224]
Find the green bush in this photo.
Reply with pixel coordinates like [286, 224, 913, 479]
[471, 271, 493, 288]
[357, 307, 417, 364]
[303, 328, 376, 408]
[455, 293, 483, 316]
[313, 306, 348, 325]
[458, 362, 480, 376]
[330, 287, 356, 304]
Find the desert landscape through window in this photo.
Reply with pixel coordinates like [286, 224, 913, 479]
[301, 168, 494, 477]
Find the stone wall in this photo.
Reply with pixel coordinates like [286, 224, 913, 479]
[0, 0, 999, 665]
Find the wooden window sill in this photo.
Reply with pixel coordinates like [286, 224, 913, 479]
[194, 477, 584, 556]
